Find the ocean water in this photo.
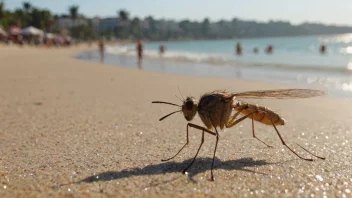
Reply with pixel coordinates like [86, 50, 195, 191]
[107, 34, 352, 70]
[77, 34, 352, 97]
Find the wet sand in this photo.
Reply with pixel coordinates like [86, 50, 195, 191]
[0, 44, 352, 197]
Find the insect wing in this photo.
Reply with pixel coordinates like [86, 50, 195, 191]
[231, 89, 326, 99]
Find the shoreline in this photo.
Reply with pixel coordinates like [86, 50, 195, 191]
[1, 45, 352, 197]
[78, 45, 352, 98]
[105, 44, 352, 73]
[119, 32, 352, 43]
[104, 38, 351, 69]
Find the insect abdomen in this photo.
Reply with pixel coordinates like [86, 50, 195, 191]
[234, 101, 285, 126]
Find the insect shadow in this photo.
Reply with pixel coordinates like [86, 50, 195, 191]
[75, 157, 273, 184]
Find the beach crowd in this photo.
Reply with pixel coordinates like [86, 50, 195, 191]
[0, 25, 73, 47]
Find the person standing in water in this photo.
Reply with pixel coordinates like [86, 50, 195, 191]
[235, 42, 243, 55]
[320, 44, 326, 54]
[98, 39, 105, 63]
[265, 45, 273, 54]
[159, 44, 166, 56]
[136, 40, 144, 68]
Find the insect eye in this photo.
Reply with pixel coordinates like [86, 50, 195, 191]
[185, 100, 194, 109]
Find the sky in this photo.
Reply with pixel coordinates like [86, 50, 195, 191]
[3, 0, 352, 26]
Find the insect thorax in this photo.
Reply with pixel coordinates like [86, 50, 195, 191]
[198, 92, 234, 129]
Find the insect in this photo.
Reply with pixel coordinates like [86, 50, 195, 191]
[152, 89, 326, 181]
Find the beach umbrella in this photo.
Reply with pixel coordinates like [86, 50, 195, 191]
[9, 26, 21, 35]
[0, 27, 7, 36]
[21, 26, 44, 36]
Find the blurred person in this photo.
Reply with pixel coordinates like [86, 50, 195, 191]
[253, 47, 259, 54]
[265, 45, 273, 54]
[235, 42, 243, 55]
[136, 40, 143, 66]
[98, 39, 105, 63]
[159, 44, 166, 56]
[320, 44, 326, 54]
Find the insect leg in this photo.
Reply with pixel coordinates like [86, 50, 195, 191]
[295, 143, 325, 160]
[187, 123, 217, 136]
[182, 130, 205, 174]
[267, 115, 313, 161]
[252, 117, 273, 148]
[227, 110, 242, 124]
[226, 112, 253, 128]
[161, 124, 189, 162]
[210, 126, 219, 181]
[161, 123, 216, 162]
[228, 110, 273, 147]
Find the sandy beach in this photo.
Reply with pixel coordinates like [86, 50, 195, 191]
[1, 44, 352, 197]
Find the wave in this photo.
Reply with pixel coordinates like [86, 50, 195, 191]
[106, 45, 227, 62]
[105, 45, 352, 74]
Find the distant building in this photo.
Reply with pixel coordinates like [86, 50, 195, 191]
[91, 17, 101, 33]
[57, 17, 88, 29]
[97, 17, 132, 34]
[99, 17, 118, 33]
[91, 17, 151, 34]
[156, 20, 180, 32]
[141, 19, 150, 30]
[117, 18, 130, 27]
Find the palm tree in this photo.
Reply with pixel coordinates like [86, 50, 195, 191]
[69, 5, 79, 26]
[23, 2, 31, 13]
[0, 4, 7, 28]
[13, 8, 25, 27]
[118, 9, 129, 21]
[22, 2, 32, 27]
[0, 1, 4, 21]
[201, 18, 210, 38]
[131, 17, 141, 38]
[116, 9, 130, 38]
[40, 10, 52, 31]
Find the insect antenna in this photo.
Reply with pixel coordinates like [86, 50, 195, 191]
[159, 110, 182, 121]
[175, 95, 183, 102]
[178, 87, 185, 100]
[152, 101, 181, 107]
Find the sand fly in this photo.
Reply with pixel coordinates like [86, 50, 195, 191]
[152, 89, 326, 181]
